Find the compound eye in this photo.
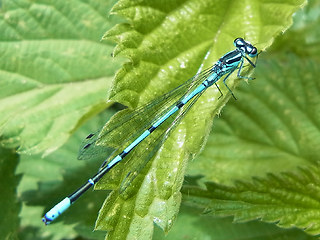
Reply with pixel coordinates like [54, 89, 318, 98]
[248, 47, 258, 57]
[234, 38, 245, 47]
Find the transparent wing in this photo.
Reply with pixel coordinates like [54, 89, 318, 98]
[78, 130, 114, 161]
[96, 65, 214, 144]
[78, 65, 215, 161]
[118, 90, 205, 194]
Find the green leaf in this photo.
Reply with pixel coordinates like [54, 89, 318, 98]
[187, 56, 320, 184]
[270, 0, 320, 57]
[184, 53, 320, 236]
[153, 205, 317, 240]
[183, 163, 320, 236]
[94, 0, 306, 238]
[0, 148, 21, 240]
[106, 0, 306, 108]
[18, 109, 116, 240]
[0, 0, 312, 239]
[0, 0, 122, 155]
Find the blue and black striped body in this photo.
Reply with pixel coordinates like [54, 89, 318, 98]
[42, 38, 258, 225]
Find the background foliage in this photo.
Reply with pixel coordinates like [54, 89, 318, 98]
[1, 0, 319, 239]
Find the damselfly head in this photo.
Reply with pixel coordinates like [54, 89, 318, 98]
[234, 38, 257, 58]
[234, 38, 246, 47]
[247, 46, 258, 58]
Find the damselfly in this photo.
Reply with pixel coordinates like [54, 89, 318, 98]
[42, 38, 258, 224]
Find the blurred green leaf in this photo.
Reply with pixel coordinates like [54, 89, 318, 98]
[0, 0, 122, 155]
[183, 163, 320, 236]
[270, 0, 320, 57]
[0, 148, 21, 240]
[18, 109, 116, 240]
[153, 205, 317, 240]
